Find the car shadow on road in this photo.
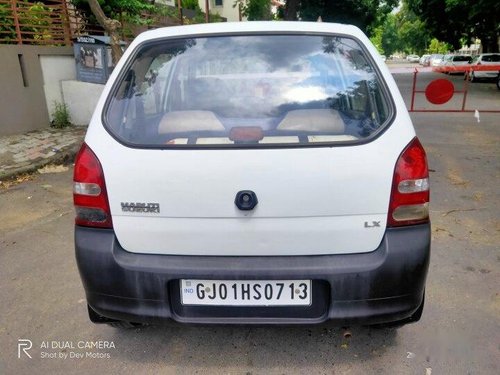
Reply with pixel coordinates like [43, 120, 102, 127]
[107, 323, 398, 370]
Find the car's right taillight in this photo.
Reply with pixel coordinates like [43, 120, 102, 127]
[73, 143, 113, 228]
[388, 137, 430, 227]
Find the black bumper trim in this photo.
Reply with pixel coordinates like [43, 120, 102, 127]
[75, 224, 430, 325]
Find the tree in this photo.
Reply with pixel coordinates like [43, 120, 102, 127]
[370, 13, 404, 57]
[407, 0, 499, 52]
[427, 38, 451, 54]
[182, 0, 201, 10]
[72, 0, 154, 64]
[380, 14, 402, 57]
[86, 0, 122, 64]
[370, 26, 384, 54]
[369, 5, 452, 57]
[395, 3, 431, 55]
[281, 0, 398, 36]
[234, 0, 272, 20]
[283, 0, 299, 20]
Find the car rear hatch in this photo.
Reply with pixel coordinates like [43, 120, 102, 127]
[82, 30, 418, 256]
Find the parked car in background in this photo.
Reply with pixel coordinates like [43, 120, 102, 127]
[441, 54, 453, 66]
[444, 55, 471, 74]
[429, 54, 444, 67]
[380, 54, 387, 62]
[419, 54, 430, 65]
[74, 21, 430, 329]
[422, 55, 432, 67]
[407, 54, 420, 63]
[466, 53, 500, 82]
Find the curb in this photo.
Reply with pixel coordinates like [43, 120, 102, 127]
[0, 142, 82, 181]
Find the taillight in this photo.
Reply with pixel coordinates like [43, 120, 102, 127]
[388, 137, 430, 227]
[73, 143, 113, 228]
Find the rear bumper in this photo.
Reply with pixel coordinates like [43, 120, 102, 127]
[75, 224, 430, 325]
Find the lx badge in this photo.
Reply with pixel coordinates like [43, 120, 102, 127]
[364, 221, 381, 228]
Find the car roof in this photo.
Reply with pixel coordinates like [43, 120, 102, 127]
[132, 21, 366, 45]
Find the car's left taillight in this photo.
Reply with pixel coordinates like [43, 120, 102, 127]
[73, 143, 112, 228]
[388, 137, 430, 227]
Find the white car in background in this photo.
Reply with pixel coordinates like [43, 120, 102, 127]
[73, 21, 430, 329]
[429, 54, 444, 67]
[444, 55, 471, 74]
[441, 54, 453, 66]
[467, 53, 500, 82]
[419, 54, 431, 65]
[407, 54, 420, 63]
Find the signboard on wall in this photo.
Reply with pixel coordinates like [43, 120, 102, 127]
[73, 35, 123, 84]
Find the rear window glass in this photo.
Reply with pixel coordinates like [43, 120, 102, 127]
[105, 34, 392, 147]
[482, 54, 500, 62]
[452, 55, 471, 62]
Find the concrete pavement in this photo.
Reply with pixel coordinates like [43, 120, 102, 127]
[0, 126, 86, 180]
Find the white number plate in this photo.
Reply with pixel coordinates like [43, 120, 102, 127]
[180, 279, 312, 306]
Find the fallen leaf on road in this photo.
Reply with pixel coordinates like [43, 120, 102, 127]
[407, 352, 415, 359]
[0, 173, 35, 189]
[446, 170, 469, 187]
[38, 165, 69, 174]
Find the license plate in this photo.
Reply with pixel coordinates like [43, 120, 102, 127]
[180, 279, 312, 306]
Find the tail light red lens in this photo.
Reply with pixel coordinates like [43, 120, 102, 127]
[73, 143, 113, 228]
[388, 137, 430, 227]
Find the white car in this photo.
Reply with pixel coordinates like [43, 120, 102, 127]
[441, 54, 453, 66]
[444, 55, 471, 74]
[429, 54, 444, 67]
[467, 53, 500, 82]
[407, 54, 420, 63]
[74, 21, 430, 328]
[419, 54, 430, 65]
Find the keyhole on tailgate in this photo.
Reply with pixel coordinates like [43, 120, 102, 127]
[235, 190, 258, 210]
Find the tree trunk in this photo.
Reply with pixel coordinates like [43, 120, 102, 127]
[284, 0, 299, 20]
[479, 34, 499, 53]
[87, 0, 123, 64]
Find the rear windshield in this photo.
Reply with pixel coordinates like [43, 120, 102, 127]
[452, 55, 470, 62]
[105, 34, 393, 147]
[482, 54, 500, 62]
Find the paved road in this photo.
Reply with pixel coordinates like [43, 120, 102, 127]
[1, 74, 499, 375]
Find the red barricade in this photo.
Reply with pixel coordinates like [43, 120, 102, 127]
[407, 64, 500, 113]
